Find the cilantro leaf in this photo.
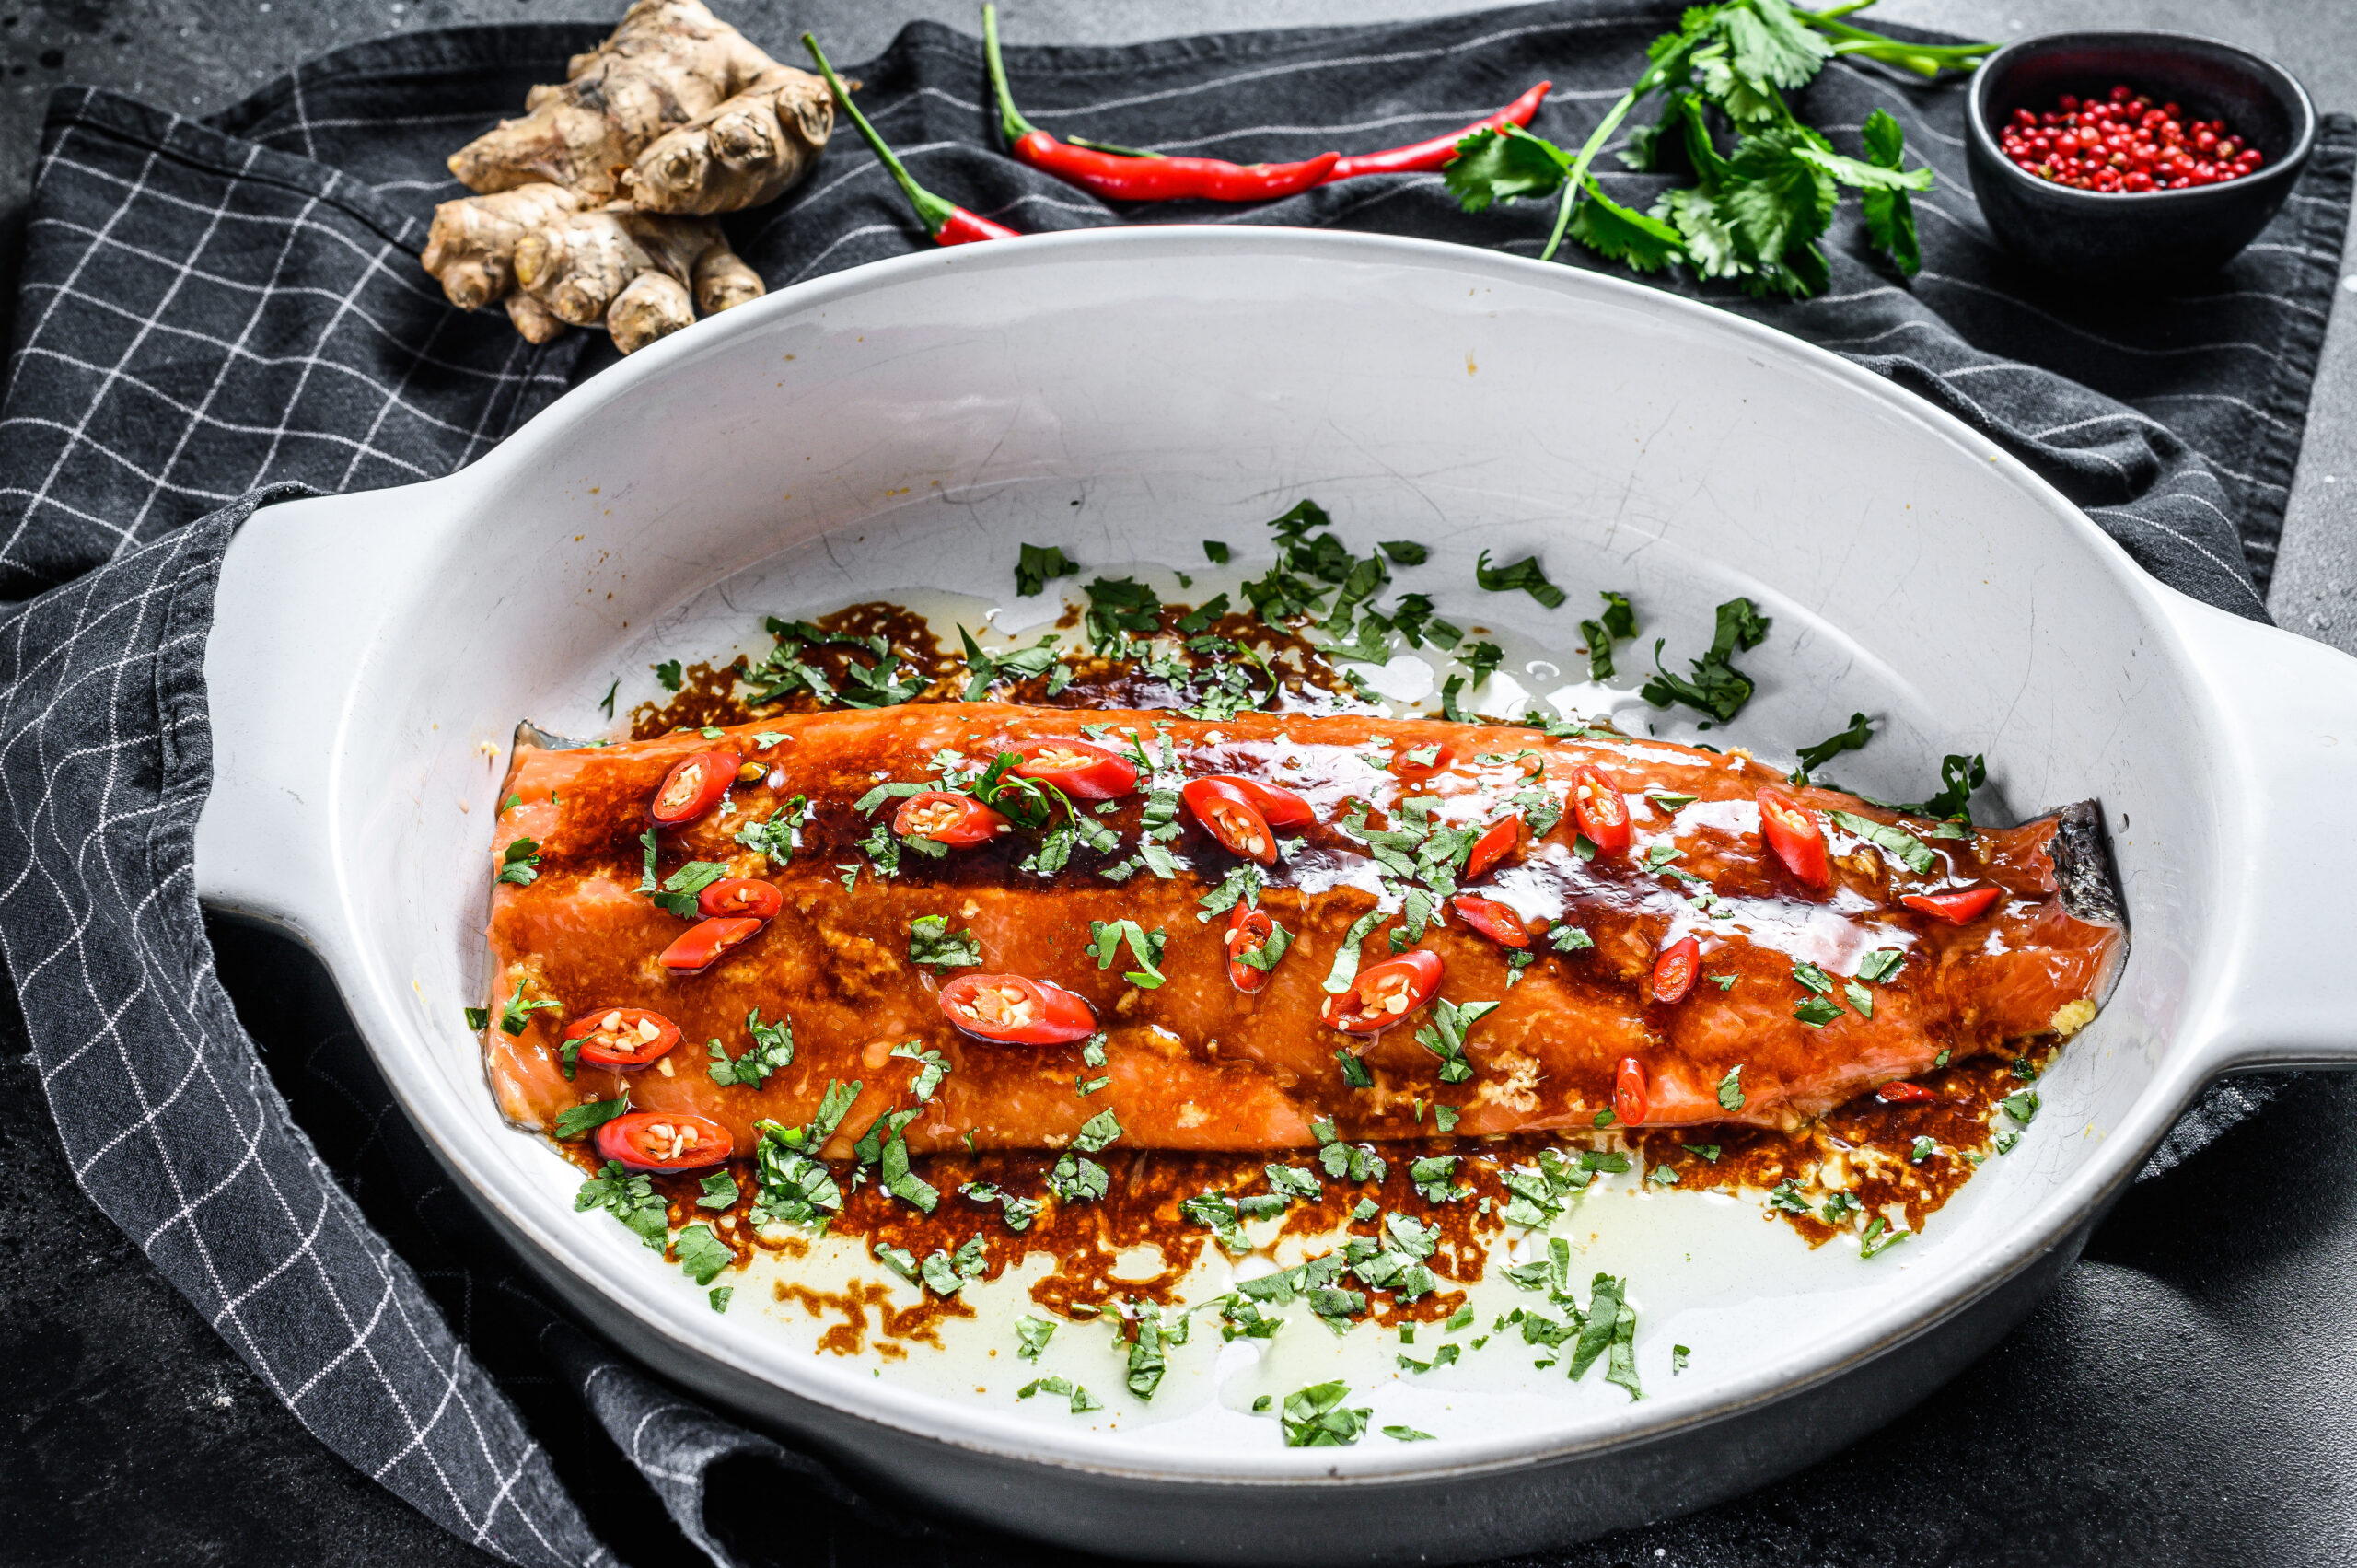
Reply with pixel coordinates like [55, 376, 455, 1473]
[1896, 753, 1987, 825]
[554, 1092, 630, 1141]
[1827, 808, 1938, 874]
[1280, 1380, 1371, 1447]
[1016, 543, 1079, 597]
[908, 913, 983, 970]
[1641, 598, 1771, 724]
[1445, 124, 1570, 211]
[675, 1225, 732, 1287]
[1473, 549, 1567, 609]
[1793, 712, 1873, 784]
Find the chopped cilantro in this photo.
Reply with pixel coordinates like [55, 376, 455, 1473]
[575, 1160, 668, 1249]
[650, 859, 727, 919]
[1897, 753, 1988, 826]
[1088, 918, 1167, 988]
[554, 1092, 629, 1141]
[654, 659, 682, 692]
[1794, 994, 1844, 1028]
[598, 679, 619, 718]
[1716, 1064, 1745, 1110]
[1910, 1135, 1935, 1164]
[1281, 1381, 1371, 1446]
[1828, 809, 1938, 874]
[908, 913, 984, 970]
[697, 1171, 740, 1210]
[1048, 1152, 1110, 1203]
[1641, 598, 1770, 723]
[675, 1225, 732, 1287]
[1473, 550, 1566, 609]
[1857, 947, 1906, 983]
[495, 836, 541, 887]
[1414, 998, 1499, 1085]
[1792, 712, 1874, 785]
[1016, 1317, 1057, 1361]
[1860, 1215, 1910, 1258]
[1015, 543, 1079, 597]
[708, 1009, 794, 1088]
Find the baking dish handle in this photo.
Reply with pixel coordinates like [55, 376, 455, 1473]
[192, 482, 442, 940]
[2157, 590, 2357, 1073]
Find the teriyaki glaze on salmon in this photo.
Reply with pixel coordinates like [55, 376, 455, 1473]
[480, 703, 2126, 1177]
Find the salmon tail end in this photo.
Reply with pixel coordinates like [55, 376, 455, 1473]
[515, 718, 597, 752]
[2044, 799, 2126, 931]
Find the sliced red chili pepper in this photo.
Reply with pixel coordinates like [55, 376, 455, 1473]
[1182, 778, 1277, 865]
[595, 1109, 732, 1172]
[987, 8, 1337, 202]
[1876, 1081, 1938, 1104]
[1199, 774, 1316, 830]
[894, 789, 1011, 847]
[562, 1007, 681, 1070]
[696, 877, 782, 920]
[1465, 813, 1523, 881]
[1568, 765, 1632, 854]
[1329, 81, 1554, 180]
[1756, 787, 1831, 889]
[1900, 886, 2003, 924]
[1615, 1056, 1650, 1126]
[1320, 949, 1445, 1033]
[938, 973, 1098, 1043]
[1451, 893, 1529, 948]
[1651, 935, 1701, 1005]
[1012, 738, 1137, 799]
[1215, 772, 1310, 830]
[1225, 902, 1283, 993]
[650, 749, 737, 826]
[806, 34, 1019, 245]
[660, 916, 762, 974]
[1388, 742, 1454, 783]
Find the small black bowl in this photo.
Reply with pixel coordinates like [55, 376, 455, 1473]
[1965, 30, 2316, 285]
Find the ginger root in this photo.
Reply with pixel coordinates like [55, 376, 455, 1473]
[448, 0, 828, 208]
[421, 183, 583, 311]
[620, 67, 834, 215]
[424, 0, 830, 354]
[513, 206, 761, 354]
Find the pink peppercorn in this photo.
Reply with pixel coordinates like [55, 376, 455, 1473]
[1999, 84, 2264, 192]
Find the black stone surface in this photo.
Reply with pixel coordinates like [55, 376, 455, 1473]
[2, 4, 2354, 1565]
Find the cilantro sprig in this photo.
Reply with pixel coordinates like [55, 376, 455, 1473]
[1443, 0, 1980, 294]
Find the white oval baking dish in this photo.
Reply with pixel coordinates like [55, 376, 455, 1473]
[191, 227, 2357, 1564]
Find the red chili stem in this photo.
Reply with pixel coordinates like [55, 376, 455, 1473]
[1328, 80, 1553, 180]
[805, 32, 1018, 245]
[984, 5, 1340, 202]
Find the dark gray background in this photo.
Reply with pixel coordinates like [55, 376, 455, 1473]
[3, 4, 2354, 1565]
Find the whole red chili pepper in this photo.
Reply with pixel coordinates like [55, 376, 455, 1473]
[1327, 80, 1553, 180]
[805, 34, 1019, 246]
[984, 6, 1340, 202]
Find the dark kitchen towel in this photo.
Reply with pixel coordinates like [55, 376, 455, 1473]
[0, 5, 2344, 1564]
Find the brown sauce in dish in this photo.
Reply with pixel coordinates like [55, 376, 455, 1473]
[571, 1040, 2045, 1353]
[627, 600, 1367, 742]
[530, 590, 2094, 1354]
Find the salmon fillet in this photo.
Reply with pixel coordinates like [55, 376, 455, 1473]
[480, 704, 2125, 1156]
